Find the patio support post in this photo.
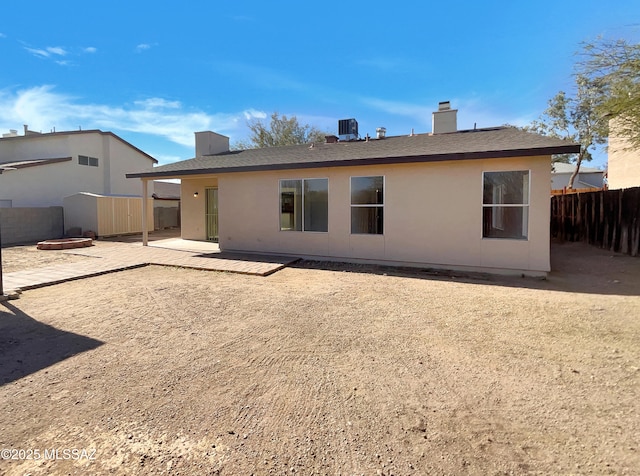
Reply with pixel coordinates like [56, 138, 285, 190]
[142, 179, 148, 246]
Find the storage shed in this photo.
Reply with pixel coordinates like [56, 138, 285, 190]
[63, 192, 153, 237]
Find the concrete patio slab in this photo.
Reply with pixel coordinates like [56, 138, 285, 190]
[147, 237, 221, 253]
[2, 241, 300, 293]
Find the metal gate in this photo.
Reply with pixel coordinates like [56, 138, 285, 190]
[205, 187, 218, 242]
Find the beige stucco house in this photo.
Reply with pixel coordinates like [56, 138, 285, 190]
[607, 126, 640, 190]
[0, 126, 157, 208]
[127, 106, 579, 276]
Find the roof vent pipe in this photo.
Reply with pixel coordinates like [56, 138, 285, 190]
[376, 127, 386, 139]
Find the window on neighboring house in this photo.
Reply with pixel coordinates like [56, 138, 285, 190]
[482, 170, 529, 239]
[78, 155, 99, 167]
[279, 178, 328, 232]
[351, 176, 384, 234]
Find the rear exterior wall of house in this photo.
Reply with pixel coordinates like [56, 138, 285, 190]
[180, 155, 551, 275]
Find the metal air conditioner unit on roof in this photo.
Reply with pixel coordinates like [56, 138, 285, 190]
[338, 118, 358, 141]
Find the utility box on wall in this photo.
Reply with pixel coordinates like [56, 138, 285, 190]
[64, 192, 153, 237]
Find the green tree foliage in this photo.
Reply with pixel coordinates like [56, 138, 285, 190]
[578, 38, 640, 149]
[525, 75, 608, 189]
[234, 112, 330, 149]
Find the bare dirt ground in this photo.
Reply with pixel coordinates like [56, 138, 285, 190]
[1, 240, 119, 273]
[0, 240, 639, 475]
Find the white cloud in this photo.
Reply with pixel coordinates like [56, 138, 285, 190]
[452, 97, 538, 130]
[136, 43, 152, 52]
[243, 109, 266, 120]
[135, 98, 182, 109]
[152, 154, 185, 167]
[359, 97, 434, 126]
[24, 47, 51, 58]
[24, 46, 67, 58]
[22, 44, 94, 66]
[360, 95, 538, 132]
[46, 46, 67, 56]
[0, 85, 260, 148]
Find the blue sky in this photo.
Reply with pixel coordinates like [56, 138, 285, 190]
[1, 1, 639, 169]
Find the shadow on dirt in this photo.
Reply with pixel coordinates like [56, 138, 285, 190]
[291, 241, 640, 297]
[0, 302, 103, 386]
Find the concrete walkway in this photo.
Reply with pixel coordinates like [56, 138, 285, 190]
[2, 239, 300, 293]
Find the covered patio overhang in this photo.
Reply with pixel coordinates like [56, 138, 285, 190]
[129, 172, 220, 246]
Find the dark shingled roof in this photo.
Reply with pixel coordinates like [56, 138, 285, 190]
[152, 180, 181, 200]
[127, 127, 581, 179]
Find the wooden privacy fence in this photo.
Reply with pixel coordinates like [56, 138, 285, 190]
[551, 187, 604, 196]
[551, 187, 640, 256]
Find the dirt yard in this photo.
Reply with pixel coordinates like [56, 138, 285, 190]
[0, 241, 639, 475]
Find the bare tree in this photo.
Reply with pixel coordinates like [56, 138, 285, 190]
[525, 75, 608, 189]
[578, 38, 640, 149]
[234, 112, 330, 149]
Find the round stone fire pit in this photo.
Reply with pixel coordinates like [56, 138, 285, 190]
[37, 237, 94, 250]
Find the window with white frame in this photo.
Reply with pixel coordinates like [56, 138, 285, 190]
[78, 155, 99, 167]
[279, 178, 328, 232]
[482, 170, 529, 239]
[351, 176, 384, 234]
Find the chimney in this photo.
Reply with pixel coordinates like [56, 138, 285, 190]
[432, 101, 457, 134]
[195, 131, 230, 156]
[22, 125, 41, 136]
[376, 127, 386, 139]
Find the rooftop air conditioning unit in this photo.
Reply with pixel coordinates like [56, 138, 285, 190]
[338, 119, 358, 141]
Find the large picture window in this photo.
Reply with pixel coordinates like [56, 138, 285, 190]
[280, 178, 328, 232]
[482, 170, 529, 239]
[351, 176, 384, 234]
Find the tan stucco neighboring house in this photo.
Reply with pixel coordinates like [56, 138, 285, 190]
[127, 105, 579, 276]
[607, 124, 640, 190]
[0, 126, 157, 208]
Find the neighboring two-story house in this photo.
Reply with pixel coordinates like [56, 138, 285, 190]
[607, 122, 640, 190]
[0, 126, 157, 208]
